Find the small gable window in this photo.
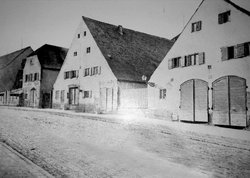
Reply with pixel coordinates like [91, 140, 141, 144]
[74, 51, 77, 56]
[86, 47, 91, 53]
[84, 31, 87, 36]
[77, 34, 80, 38]
[218, 11, 230, 24]
[159, 89, 166, 99]
[191, 21, 202, 32]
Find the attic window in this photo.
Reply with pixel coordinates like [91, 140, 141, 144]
[77, 34, 80, 38]
[30, 59, 33, 65]
[74, 51, 77, 56]
[218, 11, 230, 24]
[191, 21, 202, 32]
[84, 31, 87, 36]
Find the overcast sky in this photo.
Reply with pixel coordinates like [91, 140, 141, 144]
[0, 0, 249, 55]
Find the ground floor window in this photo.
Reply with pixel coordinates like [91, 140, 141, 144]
[83, 90, 92, 98]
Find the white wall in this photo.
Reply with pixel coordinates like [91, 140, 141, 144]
[53, 19, 117, 110]
[149, 0, 250, 116]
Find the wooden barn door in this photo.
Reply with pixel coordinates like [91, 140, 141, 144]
[212, 76, 247, 127]
[100, 88, 113, 112]
[180, 79, 208, 122]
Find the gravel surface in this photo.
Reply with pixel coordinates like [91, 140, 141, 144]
[0, 106, 250, 178]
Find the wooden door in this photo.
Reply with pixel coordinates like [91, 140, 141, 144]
[100, 88, 113, 112]
[180, 79, 208, 122]
[180, 80, 194, 121]
[212, 76, 247, 126]
[69, 87, 79, 105]
[30, 88, 36, 107]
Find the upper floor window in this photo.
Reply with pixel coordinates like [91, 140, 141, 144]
[34, 73, 39, 81]
[191, 21, 202, 32]
[86, 47, 91, 53]
[159, 89, 166, 99]
[84, 68, 90, 76]
[70, 70, 77, 78]
[64, 71, 70, 79]
[74, 51, 77, 56]
[221, 42, 250, 61]
[168, 57, 181, 69]
[84, 31, 87, 36]
[218, 11, 230, 24]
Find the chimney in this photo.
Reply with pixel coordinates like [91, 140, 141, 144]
[118, 25, 123, 35]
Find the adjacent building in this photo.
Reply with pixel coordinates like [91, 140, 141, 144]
[0, 47, 33, 106]
[22, 44, 68, 108]
[53, 16, 173, 113]
[149, 0, 250, 127]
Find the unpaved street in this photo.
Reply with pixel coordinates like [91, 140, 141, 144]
[0, 106, 250, 178]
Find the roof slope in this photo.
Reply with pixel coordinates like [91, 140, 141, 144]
[0, 47, 33, 92]
[83, 16, 174, 82]
[30, 44, 68, 70]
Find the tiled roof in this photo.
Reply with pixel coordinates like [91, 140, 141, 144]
[83, 16, 174, 82]
[30, 44, 68, 70]
[0, 47, 33, 92]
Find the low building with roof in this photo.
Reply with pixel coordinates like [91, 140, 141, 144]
[0, 47, 33, 106]
[53, 16, 173, 113]
[22, 44, 68, 108]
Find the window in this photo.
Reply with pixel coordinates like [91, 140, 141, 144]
[168, 57, 181, 69]
[84, 31, 87, 36]
[83, 91, 92, 98]
[25, 93, 28, 99]
[218, 11, 230, 24]
[71, 70, 76, 78]
[191, 21, 202, 32]
[64, 71, 70, 79]
[159, 89, 166, 99]
[86, 47, 91, 53]
[30, 59, 33, 65]
[184, 56, 192, 67]
[25, 75, 28, 82]
[74, 51, 77, 56]
[55, 90, 59, 100]
[77, 34, 80, 38]
[84, 68, 90, 76]
[221, 42, 250, 61]
[60, 90, 64, 103]
[34, 73, 39, 81]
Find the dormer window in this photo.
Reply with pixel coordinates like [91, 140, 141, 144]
[218, 11, 230, 24]
[74, 51, 77, 56]
[191, 21, 202, 32]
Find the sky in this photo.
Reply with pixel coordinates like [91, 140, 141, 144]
[0, 0, 249, 55]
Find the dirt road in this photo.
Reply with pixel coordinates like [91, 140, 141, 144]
[0, 106, 250, 177]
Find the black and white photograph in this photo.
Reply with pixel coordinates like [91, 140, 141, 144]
[0, 0, 250, 177]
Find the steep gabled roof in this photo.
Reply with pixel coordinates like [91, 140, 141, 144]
[29, 44, 68, 70]
[225, 0, 250, 16]
[83, 16, 173, 82]
[0, 47, 33, 92]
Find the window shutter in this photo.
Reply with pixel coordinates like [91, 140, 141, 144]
[218, 14, 223, 24]
[180, 57, 185, 67]
[159, 89, 162, 99]
[191, 23, 195, 32]
[197, 21, 201, 31]
[76, 70, 79, 78]
[244, 42, 250, 56]
[168, 59, 172, 70]
[235, 43, 244, 58]
[199, 52, 205, 65]
[99, 66, 101, 75]
[221, 47, 228, 61]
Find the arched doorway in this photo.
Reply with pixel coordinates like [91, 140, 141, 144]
[212, 76, 247, 127]
[180, 79, 208, 122]
[30, 88, 36, 107]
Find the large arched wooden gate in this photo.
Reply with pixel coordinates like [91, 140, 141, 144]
[212, 76, 247, 127]
[180, 79, 208, 122]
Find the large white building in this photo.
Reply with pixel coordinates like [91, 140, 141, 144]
[53, 16, 173, 113]
[149, 0, 250, 127]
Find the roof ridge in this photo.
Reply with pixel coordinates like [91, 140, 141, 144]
[82, 16, 172, 41]
[224, 0, 250, 16]
[0, 46, 31, 59]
